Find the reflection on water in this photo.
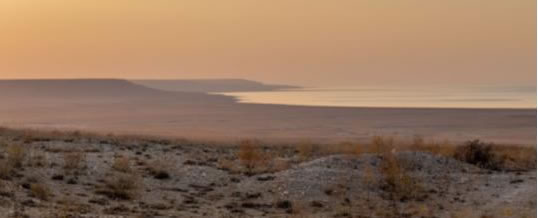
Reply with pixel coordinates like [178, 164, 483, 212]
[217, 85, 537, 109]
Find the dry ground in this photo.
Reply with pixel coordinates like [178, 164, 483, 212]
[0, 128, 535, 218]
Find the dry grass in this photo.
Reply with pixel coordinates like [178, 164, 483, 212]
[322, 141, 360, 155]
[63, 151, 86, 172]
[296, 142, 315, 161]
[49, 197, 90, 218]
[27, 149, 48, 168]
[376, 137, 422, 202]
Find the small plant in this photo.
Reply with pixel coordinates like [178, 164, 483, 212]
[0, 160, 13, 179]
[112, 156, 131, 173]
[148, 159, 171, 180]
[217, 158, 237, 172]
[362, 164, 375, 202]
[7, 143, 26, 168]
[372, 136, 394, 155]
[454, 140, 498, 170]
[30, 183, 51, 200]
[380, 154, 420, 200]
[28, 149, 48, 168]
[97, 172, 141, 200]
[237, 140, 263, 171]
[296, 142, 314, 161]
[377, 137, 421, 203]
[63, 152, 86, 172]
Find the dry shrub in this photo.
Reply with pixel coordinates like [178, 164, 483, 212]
[217, 158, 238, 172]
[0, 160, 13, 179]
[372, 136, 395, 154]
[450, 207, 480, 218]
[30, 183, 52, 200]
[6, 143, 26, 168]
[148, 159, 171, 180]
[112, 156, 131, 173]
[238, 140, 263, 171]
[362, 164, 376, 201]
[486, 144, 536, 171]
[406, 203, 433, 217]
[296, 142, 315, 161]
[27, 149, 48, 168]
[97, 172, 142, 200]
[377, 138, 421, 201]
[267, 158, 291, 173]
[63, 152, 86, 172]
[45, 197, 84, 218]
[454, 140, 497, 169]
[323, 142, 359, 155]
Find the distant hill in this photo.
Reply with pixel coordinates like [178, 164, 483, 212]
[0, 79, 170, 98]
[0, 79, 233, 103]
[132, 79, 298, 93]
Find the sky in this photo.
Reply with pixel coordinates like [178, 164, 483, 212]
[0, 0, 535, 86]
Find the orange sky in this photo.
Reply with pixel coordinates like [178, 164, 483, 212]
[0, 0, 535, 86]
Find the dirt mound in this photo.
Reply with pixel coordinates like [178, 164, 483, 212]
[240, 152, 480, 201]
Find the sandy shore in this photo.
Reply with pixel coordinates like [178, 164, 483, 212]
[0, 79, 535, 145]
[1, 98, 535, 145]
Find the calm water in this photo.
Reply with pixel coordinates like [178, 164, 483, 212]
[217, 85, 537, 109]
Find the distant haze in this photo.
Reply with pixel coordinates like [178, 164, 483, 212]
[0, 0, 535, 86]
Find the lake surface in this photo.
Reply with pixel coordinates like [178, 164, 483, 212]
[217, 85, 537, 109]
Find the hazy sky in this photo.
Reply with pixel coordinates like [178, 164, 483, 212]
[0, 0, 535, 86]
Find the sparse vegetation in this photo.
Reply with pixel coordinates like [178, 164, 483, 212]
[0, 127, 534, 217]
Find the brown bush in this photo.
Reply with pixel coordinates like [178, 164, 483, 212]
[454, 140, 497, 169]
[0, 160, 13, 179]
[97, 173, 141, 200]
[238, 140, 263, 171]
[372, 136, 395, 155]
[323, 141, 359, 155]
[112, 156, 131, 173]
[453, 140, 536, 171]
[147, 159, 171, 180]
[7, 143, 26, 168]
[30, 183, 52, 200]
[379, 147, 421, 201]
[296, 142, 315, 161]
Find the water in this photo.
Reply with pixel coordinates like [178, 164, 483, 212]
[217, 85, 536, 109]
